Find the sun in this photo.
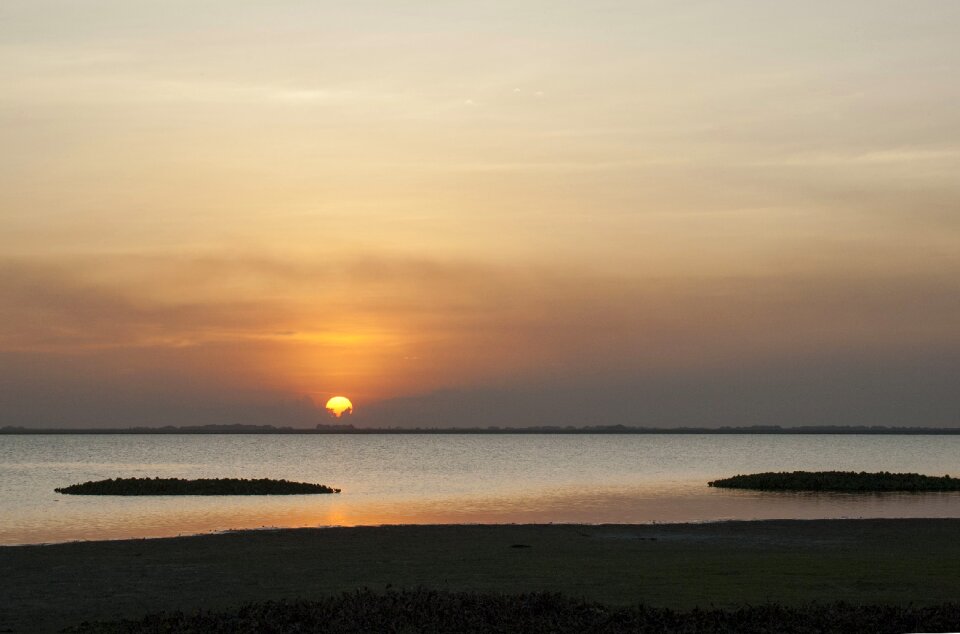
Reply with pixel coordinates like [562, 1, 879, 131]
[325, 396, 354, 418]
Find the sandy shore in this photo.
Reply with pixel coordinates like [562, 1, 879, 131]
[3, 519, 960, 632]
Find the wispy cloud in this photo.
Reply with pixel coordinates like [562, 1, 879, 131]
[747, 147, 960, 167]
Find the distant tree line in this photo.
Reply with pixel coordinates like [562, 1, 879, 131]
[5, 424, 960, 435]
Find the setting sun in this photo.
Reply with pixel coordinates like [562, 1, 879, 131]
[325, 396, 354, 418]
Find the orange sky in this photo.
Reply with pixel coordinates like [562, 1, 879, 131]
[1, 1, 959, 427]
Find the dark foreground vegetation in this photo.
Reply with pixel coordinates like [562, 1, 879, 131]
[6, 521, 960, 632]
[55, 477, 340, 495]
[65, 589, 960, 634]
[709, 470, 960, 492]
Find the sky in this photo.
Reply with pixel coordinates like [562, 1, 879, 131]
[1, 0, 958, 428]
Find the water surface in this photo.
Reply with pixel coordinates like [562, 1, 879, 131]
[1, 434, 959, 545]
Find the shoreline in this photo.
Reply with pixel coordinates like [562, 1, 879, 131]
[6, 512, 960, 548]
[0, 517, 833, 548]
[4, 518, 960, 632]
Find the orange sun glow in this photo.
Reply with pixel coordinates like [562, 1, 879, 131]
[325, 396, 354, 418]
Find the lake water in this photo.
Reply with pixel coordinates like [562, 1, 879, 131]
[2, 434, 959, 545]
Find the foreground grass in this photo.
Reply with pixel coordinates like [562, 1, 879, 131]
[55, 477, 340, 495]
[708, 470, 960, 492]
[4, 520, 960, 632]
[65, 589, 960, 634]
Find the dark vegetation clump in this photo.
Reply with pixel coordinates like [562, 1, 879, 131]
[708, 470, 960, 492]
[65, 589, 960, 633]
[55, 477, 340, 496]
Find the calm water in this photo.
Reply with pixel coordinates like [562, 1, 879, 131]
[2, 434, 959, 545]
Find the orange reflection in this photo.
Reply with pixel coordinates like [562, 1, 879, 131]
[8, 488, 960, 545]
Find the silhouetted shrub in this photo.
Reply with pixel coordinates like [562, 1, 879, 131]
[708, 471, 960, 492]
[55, 477, 340, 496]
[65, 589, 960, 633]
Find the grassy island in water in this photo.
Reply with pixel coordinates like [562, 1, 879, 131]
[708, 471, 960, 492]
[55, 477, 340, 496]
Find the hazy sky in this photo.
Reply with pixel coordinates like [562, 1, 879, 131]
[2, 1, 958, 427]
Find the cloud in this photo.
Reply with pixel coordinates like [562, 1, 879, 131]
[753, 148, 960, 167]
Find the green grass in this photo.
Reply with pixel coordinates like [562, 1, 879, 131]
[54, 477, 340, 495]
[4, 520, 960, 632]
[708, 470, 960, 492]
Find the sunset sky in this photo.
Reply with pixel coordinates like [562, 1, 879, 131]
[2, 1, 958, 427]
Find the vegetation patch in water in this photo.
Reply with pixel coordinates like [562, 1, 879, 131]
[708, 471, 960, 492]
[55, 477, 340, 496]
[64, 589, 960, 634]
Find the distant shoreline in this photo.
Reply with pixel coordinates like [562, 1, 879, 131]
[3, 424, 960, 435]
